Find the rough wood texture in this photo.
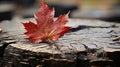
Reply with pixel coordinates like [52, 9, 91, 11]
[0, 18, 120, 67]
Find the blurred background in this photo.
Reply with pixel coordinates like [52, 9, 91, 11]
[0, 0, 120, 22]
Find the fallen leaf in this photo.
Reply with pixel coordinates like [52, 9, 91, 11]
[22, 2, 71, 43]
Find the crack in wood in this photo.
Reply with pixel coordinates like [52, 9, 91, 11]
[0, 41, 16, 57]
[69, 25, 118, 33]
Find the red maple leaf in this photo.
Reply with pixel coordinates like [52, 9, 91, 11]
[22, 2, 71, 43]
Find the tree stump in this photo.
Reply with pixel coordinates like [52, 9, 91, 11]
[0, 18, 120, 67]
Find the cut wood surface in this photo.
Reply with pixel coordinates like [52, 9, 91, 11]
[0, 18, 120, 67]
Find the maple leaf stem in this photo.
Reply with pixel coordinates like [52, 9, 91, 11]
[46, 39, 55, 45]
[45, 39, 61, 51]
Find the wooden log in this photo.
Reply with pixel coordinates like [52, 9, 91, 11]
[0, 18, 120, 67]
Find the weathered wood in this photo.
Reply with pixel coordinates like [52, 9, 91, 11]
[0, 18, 120, 67]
